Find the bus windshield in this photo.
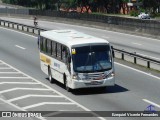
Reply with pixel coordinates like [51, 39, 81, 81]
[72, 44, 112, 73]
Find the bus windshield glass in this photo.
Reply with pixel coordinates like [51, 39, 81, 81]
[72, 44, 112, 73]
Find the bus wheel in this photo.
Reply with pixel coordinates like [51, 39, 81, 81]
[64, 74, 70, 92]
[48, 67, 54, 83]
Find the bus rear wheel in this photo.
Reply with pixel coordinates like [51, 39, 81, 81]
[48, 67, 54, 83]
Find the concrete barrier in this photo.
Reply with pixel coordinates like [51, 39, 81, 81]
[0, 15, 160, 72]
[0, 13, 160, 39]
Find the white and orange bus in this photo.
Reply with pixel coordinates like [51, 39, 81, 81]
[39, 30, 115, 91]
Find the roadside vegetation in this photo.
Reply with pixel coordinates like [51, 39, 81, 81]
[1, 0, 160, 17]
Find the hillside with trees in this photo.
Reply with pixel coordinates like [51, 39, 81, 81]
[1, 0, 160, 15]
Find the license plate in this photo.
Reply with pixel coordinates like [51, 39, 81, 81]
[91, 81, 103, 85]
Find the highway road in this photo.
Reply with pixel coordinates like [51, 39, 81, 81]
[1, 17, 160, 61]
[0, 18, 160, 120]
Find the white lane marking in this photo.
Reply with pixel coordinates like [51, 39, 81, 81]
[1, 17, 160, 49]
[136, 53, 160, 60]
[23, 102, 75, 110]
[1, 19, 160, 118]
[132, 42, 142, 46]
[8, 95, 63, 102]
[0, 72, 20, 74]
[0, 21, 160, 117]
[0, 59, 106, 120]
[15, 45, 26, 50]
[0, 26, 36, 38]
[0, 68, 12, 69]
[115, 62, 160, 80]
[0, 88, 51, 94]
[0, 77, 29, 79]
[0, 98, 46, 120]
[0, 82, 40, 85]
[1, 18, 159, 63]
[143, 99, 160, 108]
[1, 17, 159, 43]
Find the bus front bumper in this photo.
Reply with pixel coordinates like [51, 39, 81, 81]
[69, 77, 115, 89]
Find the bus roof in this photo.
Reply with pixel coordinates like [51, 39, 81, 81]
[40, 30, 109, 47]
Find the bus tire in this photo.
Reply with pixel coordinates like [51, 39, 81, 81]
[48, 66, 54, 83]
[64, 74, 70, 92]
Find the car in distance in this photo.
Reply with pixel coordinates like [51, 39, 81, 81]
[138, 12, 150, 19]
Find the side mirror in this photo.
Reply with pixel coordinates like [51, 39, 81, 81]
[111, 46, 115, 58]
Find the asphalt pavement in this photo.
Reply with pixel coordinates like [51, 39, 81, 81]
[1, 16, 160, 61]
[0, 19, 160, 120]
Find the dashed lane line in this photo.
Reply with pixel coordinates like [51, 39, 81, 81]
[0, 88, 51, 94]
[0, 82, 40, 85]
[22, 102, 75, 110]
[2, 18, 160, 42]
[0, 77, 30, 79]
[0, 72, 20, 74]
[0, 68, 12, 69]
[15, 45, 26, 50]
[8, 95, 63, 102]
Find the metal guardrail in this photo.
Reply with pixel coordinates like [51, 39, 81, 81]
[0, 8, 160, 37]
[0, 19, 46, 35]
[0, 19, 160, 71]
[113, 48, 160, 69]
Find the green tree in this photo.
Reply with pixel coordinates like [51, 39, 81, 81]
[142, 0, 160, 14]
[58, 0, 77, 11]
[2, 0, 58, 10]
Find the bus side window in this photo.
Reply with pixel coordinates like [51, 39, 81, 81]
[57, 43, 61, 59]
[46, 39, 52, 55]
[41, 38, 47, 53]
[40, 37, 43, 51]
[52, 41, 56, 57]
[62, 46, 67, 62]
[40, 37, 46, 53]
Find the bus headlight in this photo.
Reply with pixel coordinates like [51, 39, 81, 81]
[104, 71, 115, 78]
[108, 71, 115, 78]
[72, 74, 81, 80]
[72, 74, 78, 79]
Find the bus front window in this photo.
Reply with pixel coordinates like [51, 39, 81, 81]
[72, 45, 112, 73]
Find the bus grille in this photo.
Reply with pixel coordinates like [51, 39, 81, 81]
[83, 72, 106, 81]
